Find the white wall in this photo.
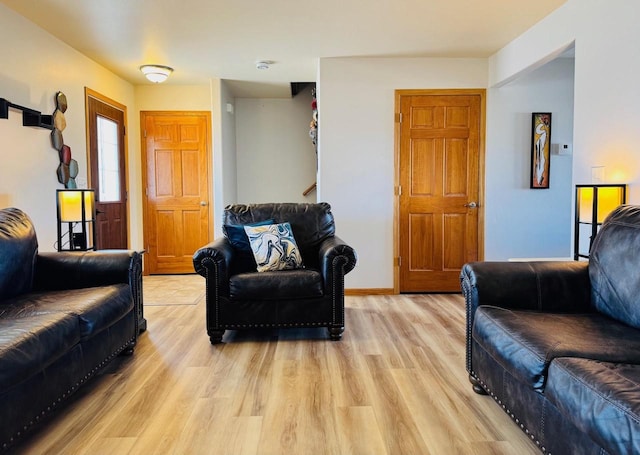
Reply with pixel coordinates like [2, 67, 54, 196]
[135, 85, 211, 111]
[0, 3, 135, 251]
[217, 80, 238, 236]
[571, 1, 640, 201]
[318, 58, 488, 290]
[485, 58, 575, 260]
[235, 85, 317, 204]
[490, 0, 640, 204]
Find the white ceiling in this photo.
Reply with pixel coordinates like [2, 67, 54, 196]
[1, 0, 567, 98]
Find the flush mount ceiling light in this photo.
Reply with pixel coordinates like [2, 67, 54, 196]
[140, 64, 174, 83]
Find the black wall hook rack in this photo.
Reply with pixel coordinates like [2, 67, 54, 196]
[0, 97, 54, 130]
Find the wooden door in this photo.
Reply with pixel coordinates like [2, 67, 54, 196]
[142, 111, 211, 274]
[86, 89, 128, 249]
[396, 90, 484, 292]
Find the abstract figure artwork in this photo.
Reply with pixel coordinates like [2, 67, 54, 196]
[530, 112, 552, 189]
[51, 92, 79, 189]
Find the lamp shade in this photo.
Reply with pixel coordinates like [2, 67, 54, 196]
[140, 64, 173, 83]
[577, 185, 626, 224]
[595, 186, 625, 223]
[56, 189, 96, 252]
[577, 187, 594, 224]
[58, 189, 95, 222]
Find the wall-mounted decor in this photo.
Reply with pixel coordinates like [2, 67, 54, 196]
[1, 92, 78, 189]
[50, 92, 79, 189]
[0, 97, 54, 129]
[530, 112, 552, 189]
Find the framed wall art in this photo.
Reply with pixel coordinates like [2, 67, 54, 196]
[530, 112, 551, 189]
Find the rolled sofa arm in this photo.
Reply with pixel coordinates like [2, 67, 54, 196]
[33, 250, 139, 291]
[461, 261, 591, 314]
[319, 235, 357, 292]
[192, 237, 233, 294]
[461, 260, 591, 373]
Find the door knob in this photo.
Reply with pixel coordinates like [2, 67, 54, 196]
[464, 202, 478, 208]
[200, 201, 208, 206]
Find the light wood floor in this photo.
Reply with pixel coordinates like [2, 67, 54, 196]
[13, 277, 540, 455]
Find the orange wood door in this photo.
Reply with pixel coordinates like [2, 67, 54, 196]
[397, 91, 484, 292]
[86, 90, 128, 249]
[142, 111, 211, 274]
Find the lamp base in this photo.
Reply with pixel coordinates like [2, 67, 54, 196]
[71, 232, 87, 250]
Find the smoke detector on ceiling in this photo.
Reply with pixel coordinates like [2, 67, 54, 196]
[255, 61, 271, 70]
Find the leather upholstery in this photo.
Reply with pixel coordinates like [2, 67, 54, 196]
[0, 208, 37, 300]
[461, 205, 640, 455]
[222, 202, 337, 271]
[1, 284, 133, 339]
[469, 336, 605, 454]
[223, 202, 336, 247]
[461, 260, 590, 372]
[547, 358, 640, 455]
[473, 306, 640, 390]
[590, 205, 640, 329]
[230, 269, 323, 300]
[193, 202, 357, 343]
[0, 207, 140, 451]
[0, 313, 79, 389]
[33, 251, 135, 291]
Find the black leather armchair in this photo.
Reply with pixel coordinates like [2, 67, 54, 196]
[193, 202, 357, 344]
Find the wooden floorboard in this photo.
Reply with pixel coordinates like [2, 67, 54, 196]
[12, 279, 540, 455]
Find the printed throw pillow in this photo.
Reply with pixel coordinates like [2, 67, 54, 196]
[244, 222, 304, 272]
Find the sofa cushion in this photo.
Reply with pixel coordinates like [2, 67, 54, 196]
[472, 306, 640, 391]
[223, 218, 275, 274]
[229, 269, 323, 300]
[0, 208, 38, 301]
[590, 205, 640, 329]
[1, 285, 133, 340]
[546, 358, 640, 455]
[0, 312, 80, 389]
[245, 222, 304, 272]
[224, 219, 275, 252]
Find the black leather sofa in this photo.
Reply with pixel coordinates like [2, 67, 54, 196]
[461, 205, 640, 455]
[193, 202, 357, 343]
[0, 208, 143, 451]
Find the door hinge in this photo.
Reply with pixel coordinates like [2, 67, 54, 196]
[395, 186, 402, 196]
[143, 129, 147, 138]
[396, 113, 403, 123]
[396, 257, 402, 267]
